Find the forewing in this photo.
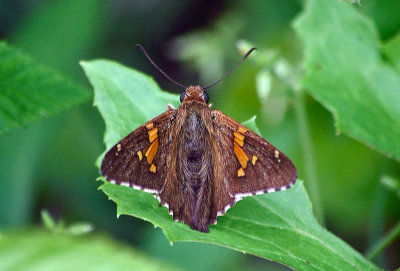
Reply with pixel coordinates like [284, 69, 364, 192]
[212, 110, 297, 201]
[101, 109, 176, 193]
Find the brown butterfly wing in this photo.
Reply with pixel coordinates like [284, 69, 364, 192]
[212, 110, 297, 203]
[101, 109, 176, 193]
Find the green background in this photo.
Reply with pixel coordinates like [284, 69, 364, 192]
[0, 0, 399, 270]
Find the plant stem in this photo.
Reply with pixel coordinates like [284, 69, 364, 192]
[293, 90, 324, 224]
[366, 184, 387, 266]
[366, 220, 400, 260]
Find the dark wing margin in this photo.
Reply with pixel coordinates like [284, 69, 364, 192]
[101, 109, 176, 193]
[212, 110, 297, 202]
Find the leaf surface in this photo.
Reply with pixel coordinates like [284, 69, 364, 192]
[294, 0, 400, 160]
[0, 229, 180, 271]
[0, 42, 90, 133]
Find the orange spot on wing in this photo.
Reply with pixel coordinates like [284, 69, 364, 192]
[252, 155, 257, 165]
[234, 143, 249, 169]
[148, 127, 158, 143]
[234, 131, 244, 146]
[149, 163, 156, 173]
[145, 122, 154, 130]
[145, 138, 159, 164]
[137, 151, 143, 161]
[237, 167, 245, 177]
[234, 131, 244, 141]
[234, 137, 244, 147]
[238, 126, 247, 134]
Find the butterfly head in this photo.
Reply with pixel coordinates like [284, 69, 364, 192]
[180, 86, 209, 104]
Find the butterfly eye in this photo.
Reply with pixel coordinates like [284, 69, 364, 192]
[203, 91, 209, 103]
[180, 91, 186, 103]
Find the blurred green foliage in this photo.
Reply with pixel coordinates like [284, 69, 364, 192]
[0, 42, 91, 133]
[0, 0, 399, 270]
[0, 228, 181, 271]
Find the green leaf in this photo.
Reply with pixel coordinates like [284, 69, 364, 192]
[80, 59, 179, 149]
[0, 41, 91, 134]
[82, 59, 380, 270]
[40, 210, 56, 231]
[382, 36, 400, 74]
[0, 229, 180, 271]
[380, 175, 400, 198]
[65, 223, 94, 236]
[294, 0, 400, 161]
[242, 116, 261, 135]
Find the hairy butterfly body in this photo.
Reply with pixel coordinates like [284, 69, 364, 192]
[101, 46, 297, 233]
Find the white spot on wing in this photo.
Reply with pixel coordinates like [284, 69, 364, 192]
[234, 192, 252, 201]
[232, 180, 297, 202]
[143, 187, 158, 193]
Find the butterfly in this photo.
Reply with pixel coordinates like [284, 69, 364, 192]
[100, 45, 297, 233]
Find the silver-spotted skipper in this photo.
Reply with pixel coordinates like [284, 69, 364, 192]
[101, 45, 297, 233]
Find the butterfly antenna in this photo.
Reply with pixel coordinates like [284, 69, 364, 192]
[202, 47, 257, 90]
[135, 44, 186, 89]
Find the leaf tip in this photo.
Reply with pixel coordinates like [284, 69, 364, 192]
[79, 60, 88, 67]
